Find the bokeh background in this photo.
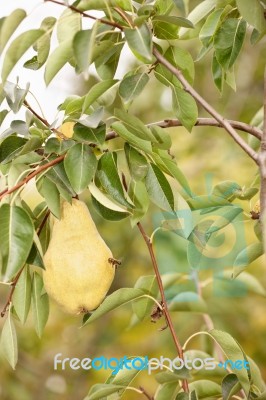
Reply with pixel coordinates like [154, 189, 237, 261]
[0, 1, 266, 399]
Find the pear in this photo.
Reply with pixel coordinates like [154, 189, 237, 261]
[43, 199, 115, 314]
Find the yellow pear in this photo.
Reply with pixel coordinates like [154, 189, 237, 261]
[43, 199, 115, 314]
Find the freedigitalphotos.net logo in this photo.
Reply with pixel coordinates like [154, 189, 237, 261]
[53, 354, 249, 375]
[152, 175, 249, 296]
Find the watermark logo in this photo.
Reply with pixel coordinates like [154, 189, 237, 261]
[53, 354, 249, 375]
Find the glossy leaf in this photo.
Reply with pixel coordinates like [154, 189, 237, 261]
[114, 109, 155, 141]
[125, 143, 149, 181]
[73, 123, 106, 145]
[233, 242, 264, 277]
[199, 8, 224, 46]
[0, 308, 18, 369]
[145, 163, 175, 211]
[189, 380, 221, 398]
[236, 0, 266, 33]
[83, 288, 146, 325]
[45, 39, 73, 85]
[124, 24, 153, 62]
[0, 204, 34, 281]
[0, 9, 26, 53]
[13, 266, 32, 324]
[165, 46, 195, 84]
[2, 29, 44, 82]
[73, 27, 97, 75]
[119, 73, 149, 103]
[208, 329, 250, 396]
[31, 272, 49, 338]
[128, 180, 149, 226]
[222, 373, 241, 400]
[83, 79, 117, 113]
[37, 176, 61, 218]
[179, 0, 216, 37]
[132, 275, 157, 321]
[214, 19, 247, 70]
[171, 86, 198, 132]
[64, 143, 97, 194]
[24, 17, 57, 70]
[155, 382, 180, 400]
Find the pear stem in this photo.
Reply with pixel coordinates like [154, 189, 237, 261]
[137, 222, 189, 393]
[1, 210, 50, 318]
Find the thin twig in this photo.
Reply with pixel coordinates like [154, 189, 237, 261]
[139, 386, 154, 400]
[137, 222, 189, 393]
[259, 66, 266, 224]
[1, 210, 50, 318]
[106, 117, 262, 141]
[153, 47, 259, 164]
[0, 155, 65, 201]
[44, 0, 124, 30]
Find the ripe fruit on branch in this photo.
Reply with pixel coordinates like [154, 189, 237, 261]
[43, 199, 115, 314]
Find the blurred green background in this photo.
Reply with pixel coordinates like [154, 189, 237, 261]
[0, 7, 266, 399]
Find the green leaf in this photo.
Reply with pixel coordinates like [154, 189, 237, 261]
[78, 0, 131, 11]
[0, 110, 8, 127]
[113, 122, 153, 154]
[0, 204, 34, 282]
[145, 163, 175, 211]
[119, 73, 149, 103]
[222, 373, 241, 400]
[73, 27, 97, 76]
[97, 152, 133, 208]
[199, 8, 224, 46]
[114, 109, 155, 141]
[128, 180, 149, 226]
[124, 24, 153, 62]
[13, 266, 32, 324]
[64, 143, 97, 194]
[212, 53, 224, 91]
[85, 384, 125, 400]
[153, 15, 194, 40]
[214, 19, 247, 70]
[218, 271, 266, 297]
[154, 152, 191, 196]
[208, 329, 250, 396]
[0, 9, 27, 53]
[1, 29, 44, 82]
[132, 275, 157, 321]
[31, 272, 49, 338]
[0, 136, 27, 164]
[189, 380, 221, 398]
[125, 143, 149, 181]
[83, 79, 118, 113]
[179, 0, 216, 38]
[155, 369, 190, 383]
[233, 242, 264, 277]
[212, 180, 242, 200]
[83, 288, 146, 325]
[155, 382, 180, 400]
[165, 47, 195, 85]
[73, 123, 106, 146]
[37, 177, 61, 218]
[150, 126, 172, 150]
[44, 39, 73, 85]
[45, 158, 76, 201]
[169, 292, 207, 313]
[0, 308, 18, 369]
[57, 9, 81, 43]
[91, 196, 129, 221]
[236, 0, 266, 33]
[171, 86, 198, 132]
[24, 17, 57, 70]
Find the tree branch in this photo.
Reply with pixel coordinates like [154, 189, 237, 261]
[1, 210, 50, 318]
[139, 386, 154, 400]
[44, 0, 124, 30]
[0, 155, 65, 201]
[137, 222, 189, 393]
[259, 66, 266, 242]
[153, 47, 259, 164]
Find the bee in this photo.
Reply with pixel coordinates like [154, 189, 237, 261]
[250, 200, 260, 220]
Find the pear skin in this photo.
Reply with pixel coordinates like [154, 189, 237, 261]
[43, 199, 115, 314]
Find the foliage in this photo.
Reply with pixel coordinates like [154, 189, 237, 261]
[0, 0, 266, 399]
